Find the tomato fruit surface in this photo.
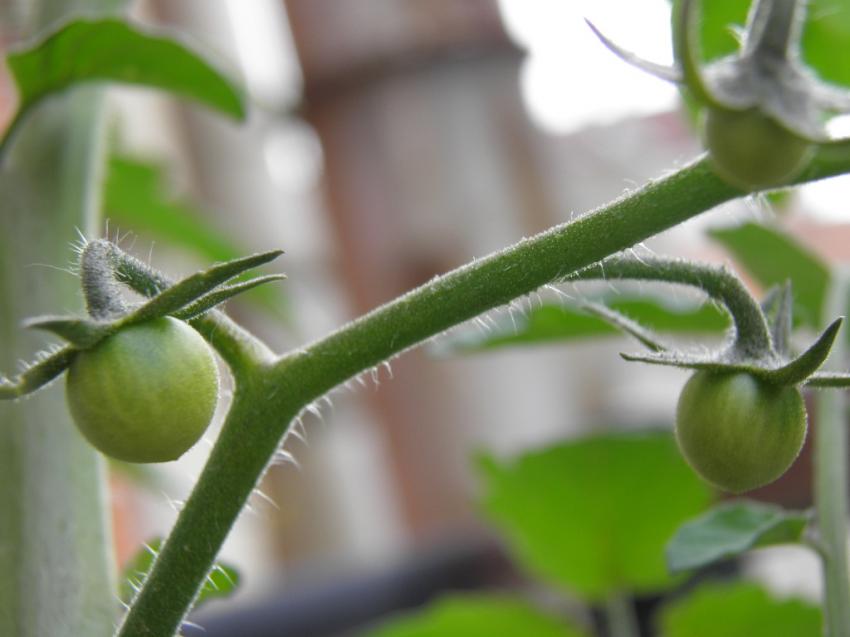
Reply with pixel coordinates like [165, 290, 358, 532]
[66, 317, 219, 463]
[675, 371, 807, 493]
[703, 107, 812, 191]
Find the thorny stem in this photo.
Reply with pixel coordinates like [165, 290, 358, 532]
[119, 144, 850, 637]
[815, 270, 850, 637]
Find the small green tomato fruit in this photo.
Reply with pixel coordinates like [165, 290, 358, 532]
[703, 108, 813, 191]
[66, 317, 219, 463]
[675, 371, 807, 493]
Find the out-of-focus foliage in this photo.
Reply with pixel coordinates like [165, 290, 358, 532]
[437, 298, 726, 354]
[6, 18, 245, 127]
[709, 222, 829, 328]
[666, 500, 810, 573]
[659, 581, 822, 637]
[477, 431, 713, 601]
[368, 595, 588, 637]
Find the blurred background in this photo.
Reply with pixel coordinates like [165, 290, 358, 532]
[4, 1, 850, 635]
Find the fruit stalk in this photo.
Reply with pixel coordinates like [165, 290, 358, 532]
[606, 594, 639, 637]
[815, 271, 850, 637]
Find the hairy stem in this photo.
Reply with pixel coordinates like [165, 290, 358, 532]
[569, 255, 773, 359]
[815, 271, 850, 637]
[119, 145, 850, 636]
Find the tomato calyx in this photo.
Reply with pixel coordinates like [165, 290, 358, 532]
[0, 239, 284, 399]
[571, 255, 848, 388]
[588, 0, 850, 190]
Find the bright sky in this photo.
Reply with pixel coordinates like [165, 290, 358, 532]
[497, 0, 678, 134]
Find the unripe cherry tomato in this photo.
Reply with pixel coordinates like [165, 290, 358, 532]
[66, 317, 219, 463]
[675, 370, 807, 493]
[703, 108, 813, 191]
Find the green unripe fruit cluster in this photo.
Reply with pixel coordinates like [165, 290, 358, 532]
[66, 317, 219, 463]
[675, 371, 807, 493]
[703, 108, 813, 191]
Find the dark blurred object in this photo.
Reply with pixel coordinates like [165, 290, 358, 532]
[187, 538, 517, 637]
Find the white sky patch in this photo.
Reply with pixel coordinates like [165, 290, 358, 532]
[224, 0, 302, 107]
[498, 0, 678, 134]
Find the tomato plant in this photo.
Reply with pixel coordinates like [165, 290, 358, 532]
[3, 1, 850, 637]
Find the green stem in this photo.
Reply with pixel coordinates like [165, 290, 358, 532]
[0, 90, 117, 637]
[119, 146, 850, 636]
[606, 594, 640, 637]
[570, 255, 773, 358]
[815, 271, 850, 637]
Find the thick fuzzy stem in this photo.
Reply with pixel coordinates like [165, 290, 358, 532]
[815, 272, 850, 637]
[570, 256, 773, 360]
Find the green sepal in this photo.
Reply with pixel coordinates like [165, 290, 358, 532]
[580, 300, 667, 352]
[24, 315, 111, 348]
[620, 350, 759, 375]
[0, 346, 78, 399]
[761, 318, 843, 386]
[115, 249, 284, 326]
[584, 19, 681, 83]
[174, 274, 286, 321]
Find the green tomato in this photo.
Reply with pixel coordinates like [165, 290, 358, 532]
[675, 371, 807, 493]
[703, 107, 813, 191]
[66, 317, 219, 463]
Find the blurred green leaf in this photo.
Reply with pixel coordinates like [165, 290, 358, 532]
[120, 539, 239, 609]
[367, 595, 588, 637]
[802, 0, 850, 88]
[659, 581, 822, 637]
[6, 18, 245, 126]
[667, 501, 811, 574]
[671, 0, 747, 64]
[436, 298, 727, 354]
[708, 222, 829, 328]
[478, 431, 713, 601]
[104, 155, 286, 316]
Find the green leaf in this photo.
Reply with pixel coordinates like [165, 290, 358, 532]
[659, 581, 822, 637]
[478, 431, 713, 601]
[367, 594, 588, 637]
[671, 0, 748, 64]
[120, 539, 239, 610]
[6, 18, 245, 125]
[666, 501, 811, 574]
[708, 222, 829, 328]
[802, 0, 850, 88]
[436, 298, 727, 354]
[104, 156, 286, 317]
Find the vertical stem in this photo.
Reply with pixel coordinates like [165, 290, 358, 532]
[815, 269, 850, 637]
[0, 1, 124, 635]
[606, 594, 640, 637]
